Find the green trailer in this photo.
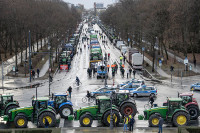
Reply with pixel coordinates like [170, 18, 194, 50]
[138, 98, 190, 127]
[3, 97, 57, 128]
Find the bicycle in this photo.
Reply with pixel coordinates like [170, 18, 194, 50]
[144, 101, 153, 110]
[82, 96, 95, 103]
[73, 80, 82, 88]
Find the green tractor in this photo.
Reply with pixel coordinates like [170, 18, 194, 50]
[138, 98, 190, 127]
[73, 96, 120, 127]
[0, 94, 19, 115]
[3, 97, 57, 128]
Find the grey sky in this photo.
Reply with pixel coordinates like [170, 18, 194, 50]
[63, 0, 116, 9]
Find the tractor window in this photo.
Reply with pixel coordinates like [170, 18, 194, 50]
[2, 96, 13, 104]
[38, 101, 47, 109]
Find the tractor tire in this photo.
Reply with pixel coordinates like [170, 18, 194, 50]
[120, 103, 137, 117]
[59, 105, 73, 119]
[14, 115, 28, 128]
[187, 105, 199, 120]
[172, 111, 190, 127]
[5, 105, 19, 115]
[38, 112, 56, 127]
[103, 110, 120, 127]
[149, 114, 160, 127]
[79, 114, 93, 127]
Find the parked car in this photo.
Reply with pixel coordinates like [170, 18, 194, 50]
[117, 79, 143, 87]
[90, 87, 117, 97]
[190, 83, 200, 91]
[120, 84, 140, 92]
[130, 86, 157, 97]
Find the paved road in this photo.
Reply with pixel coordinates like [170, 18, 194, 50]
[0, 23, 200, 132]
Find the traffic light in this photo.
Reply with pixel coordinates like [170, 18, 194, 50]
[170, 66, 174, 72]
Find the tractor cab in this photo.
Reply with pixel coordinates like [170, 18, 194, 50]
[179, 92, 194, 105]
[32, 97, 49, 111]
[96, 96, 112, 114]
[113, 90, 130, 106]
[167, 98, 183, 114]
[0, 94, 14, 109]
[51, 93, 68, 108]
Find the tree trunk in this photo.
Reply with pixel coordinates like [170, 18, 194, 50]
[9, 34, 12, 55]
[25, 32, 28, 60]
[36, 33, 39, 52]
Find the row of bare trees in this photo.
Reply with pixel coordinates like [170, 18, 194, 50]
[0, 0, 81, 65]
[100, 0, 200, 65]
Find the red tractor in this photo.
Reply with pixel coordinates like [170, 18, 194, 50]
[163, 92, 199, 120]
[179, 92, 199, 120]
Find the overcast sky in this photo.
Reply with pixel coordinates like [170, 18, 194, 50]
[63, 0, 116, 9]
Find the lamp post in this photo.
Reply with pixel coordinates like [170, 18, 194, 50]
[110, 91, 114, 129]
[48, 38, 51, 96]
[104, 53, 107, 87]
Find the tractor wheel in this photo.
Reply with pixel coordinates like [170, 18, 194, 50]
[38, 112, 56, 127]
[172, 111, 189, 127]
[120, 103, 137, 117]
[59, 105, 73, 119]
[79, 114, 93, 127]
[187, 105, 199, 120]
[149, 114, 160, 127]
[14, 115, 28, 128]
[5, 105, 19, 115]
[103, 110, 120, 127]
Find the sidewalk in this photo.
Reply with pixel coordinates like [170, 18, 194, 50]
[61, 127, 177, 133]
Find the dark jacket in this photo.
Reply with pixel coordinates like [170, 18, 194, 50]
[159, 117, 164, 126]
[68, 86, 72, 93]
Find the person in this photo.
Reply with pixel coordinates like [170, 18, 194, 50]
[45, 118, 49, 128]
[76, 76, 80, 86]
[107, 64, 110, 72]
[86, 90, 91, 101]
[194, 59, 196, 67]
[37, 68, 40, 78]
[128, 114, 132, 131]
[158, 116, 164, 133]
[115, 64, 118, 74]
[120, 56, 123, 63]
[123, 55, 126, 64]
[80, 48, 82, 53]
[123, 115, 129, 132]
[67, 86, 72, 98]
[126, 68, 129, 79]
[112, 68, 115, 78]
[129, 68, 132, 77]
[121, 68, 124, 78]
[149, 95, 154, 108]
[108, 53, 110, 60]
[129, 114, 135, 131]
[32, 69, 35, 80]
[133, 69, 136, 79]
[141, 81, 146, 88]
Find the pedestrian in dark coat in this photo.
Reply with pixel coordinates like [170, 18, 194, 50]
[67, 86, 72, 98]
[129, 115, 135, 131]
[158, 116, 164, 133]
[32, 70, 35, 80]
[37, 68, 40, 78]
[45, 118, 49, 128]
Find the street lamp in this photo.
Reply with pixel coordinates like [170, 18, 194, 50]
[110, 91, 114, 129]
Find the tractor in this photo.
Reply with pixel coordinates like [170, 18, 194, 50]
[48, 93, 73, 119]
[0, 94, 19, 116]
[112, 91, 137, 117]
[179, 92, 199, 120]
[163, 92, 199, 120]
[3, 97, 57, 128]
[138, 98, 190, 127]
[73, 96, 120, 127]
